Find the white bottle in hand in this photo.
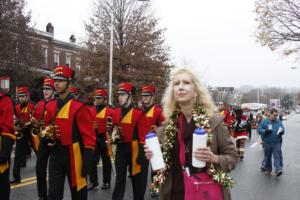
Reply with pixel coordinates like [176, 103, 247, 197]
[192, 128, 207, 168]
[145, 132, 165, 171]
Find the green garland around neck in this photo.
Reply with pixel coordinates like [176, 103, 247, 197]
[151, 104, 235, 193]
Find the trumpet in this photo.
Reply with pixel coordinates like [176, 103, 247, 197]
[111, 126, 124, 144]
[41, 125, 58, 146]
[14, 125, 23, 139]
[30, 117, 42, 137]
[14, 119, 31, 140]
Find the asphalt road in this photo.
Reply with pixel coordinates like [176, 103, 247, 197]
[9, 112, 300, 200]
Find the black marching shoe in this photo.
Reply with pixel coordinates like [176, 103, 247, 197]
[10, 179, 21, 184]
[87, 182, 99, 191]
[101, 183, 110, 190]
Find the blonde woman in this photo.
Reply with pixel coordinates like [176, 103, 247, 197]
[145, 67, 238, 200]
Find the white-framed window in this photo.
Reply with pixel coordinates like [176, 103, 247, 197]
[76, 61, 81, 71]
[43, 48, 48, 67]
[54, 51, 60, 66]
[66, 54, 71, 68]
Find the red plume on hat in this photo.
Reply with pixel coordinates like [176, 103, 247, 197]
[53, 65, 74, 81]
[117, 82, 133, 94]
[43, 77, 54, 89]
[141, 85, 155, 96]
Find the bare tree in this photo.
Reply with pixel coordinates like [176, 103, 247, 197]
[0, 0, 44, 99]
[255, 0, 300, 57]
[80, 0, 172, 102]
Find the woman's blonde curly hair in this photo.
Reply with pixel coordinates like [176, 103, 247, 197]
[161, 66, 216, 121]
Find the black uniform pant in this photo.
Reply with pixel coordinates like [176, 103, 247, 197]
[13, 131, 32, 181]
[36, 141, 51, 198]
[48, 143, 87, 200]
[90, 134, 112, 184]
[0, 168, 10, 200]
[112, 142, 148, 200]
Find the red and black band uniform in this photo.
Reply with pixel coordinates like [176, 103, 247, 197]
[12, 101, 35, 182]
[112, 104, 148, 200]
[141, 104, 164, 183]
[89, 105, 113, 187]
[33, 99, 51, 199]
[0, 92, 15, 200]
[43, 93, 96, 200]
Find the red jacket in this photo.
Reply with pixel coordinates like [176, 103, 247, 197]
[0, 93, 15, 172]
[44, 98, 96, 148]
[33, 100, 47, 121]
[0, 93, 15, 140]
[15, 102, 35, 123]
[44, 96, 96, 190]
[220, 109, 232, 128]
[112, 106, 144, 143]
[93, 106, 114, 134]
[140, 105, 164, 143]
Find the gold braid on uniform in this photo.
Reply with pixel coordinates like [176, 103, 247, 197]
[151, 104, 235, 193]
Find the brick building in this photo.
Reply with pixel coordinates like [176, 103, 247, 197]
[33, 23, 86, 74]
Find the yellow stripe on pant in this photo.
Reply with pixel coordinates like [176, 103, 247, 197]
[131, 140, 141, 176]
[0, 136, 9, 173]
[73, 142, 87, 191]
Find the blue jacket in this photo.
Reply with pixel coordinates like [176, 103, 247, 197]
[258, 118, 285, 144]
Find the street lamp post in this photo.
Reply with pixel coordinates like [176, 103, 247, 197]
[107, 0, 149, 106]
[108, 1, 114, 106]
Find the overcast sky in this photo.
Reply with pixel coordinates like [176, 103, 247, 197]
[25, 0, 300, 88]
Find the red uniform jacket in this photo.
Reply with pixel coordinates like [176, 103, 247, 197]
[220, 109, 232, 128]
[15, 102, 35, 123]
[44, 96, 96, 190]
[0, 93, 15, 172]
[31, 99, 49, 151]
[112, 106, 144, 143]
[140, 105, 164, 143]
[112, 106, 144, 175]
[93, 106, 114, 135]
[33, 100, 47, 121]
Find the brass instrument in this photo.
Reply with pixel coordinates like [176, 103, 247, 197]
[30, 117, 42, 137]
[14, 120, 32, 139]
[111, 126, 123, 144]
[41, 125, 58, 146]
[106, 116, 122, 144]
[14, 125, 23, 139]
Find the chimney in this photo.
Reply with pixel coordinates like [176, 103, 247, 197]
[46, 23, 54, 34]
[69, 34, 76, 43]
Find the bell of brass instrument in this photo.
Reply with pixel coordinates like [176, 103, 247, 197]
[30, 117, 42, 137]
[14, 125, 23, 139]
[111, 126, 123, 144]
[41, 125, 56, 146]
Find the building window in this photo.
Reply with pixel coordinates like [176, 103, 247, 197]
[76, 61, 81, 71]
[54, 51, 60, 66]
[43, 48, 48, 67]
[66, 54, 71, 67]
